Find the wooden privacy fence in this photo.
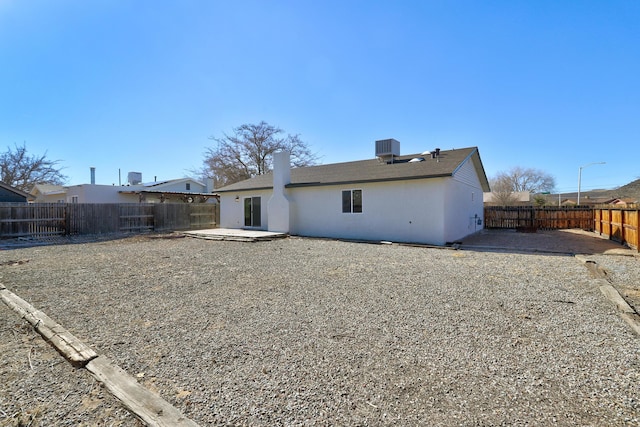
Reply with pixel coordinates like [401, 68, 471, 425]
[484, 206, 594, 230]
[0, 203, 219, 239]
[594, 207, 639, 250]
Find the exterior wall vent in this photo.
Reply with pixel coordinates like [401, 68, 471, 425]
[375, 139, 400, 159]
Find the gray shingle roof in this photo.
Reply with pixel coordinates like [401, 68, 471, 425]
[216, 146, 490, 192]
[30, 183, 66, 195]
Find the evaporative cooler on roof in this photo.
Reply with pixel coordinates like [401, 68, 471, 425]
[375, 139, 400, 160]
[127, 172, 142, 185]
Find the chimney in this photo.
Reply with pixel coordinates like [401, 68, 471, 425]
[267, 151, 291, 233]
[206, 178, 215, 193]
[90, 167, 96, 185]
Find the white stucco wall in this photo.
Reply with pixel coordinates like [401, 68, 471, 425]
[66, 185, 139, 203]
[219, 189, 273, 229]
[442, 159, 485, 242]
[268, 152, 291, 232]
[149, 180, 207, 193]
[35, 192, 67, 203]
[289, 178, 450, 244]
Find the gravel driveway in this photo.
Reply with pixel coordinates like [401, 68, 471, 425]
[1, 232, 639, 426]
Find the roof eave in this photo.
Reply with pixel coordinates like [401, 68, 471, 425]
[217, 186, 273, 193]
[119, 190, 218, 196]
[286, 173, 454, 189]
[453, 147, 490, 192]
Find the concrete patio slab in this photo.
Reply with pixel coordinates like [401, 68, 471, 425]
[181, 228, 288, 242]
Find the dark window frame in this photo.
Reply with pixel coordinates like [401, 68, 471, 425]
[341, 189, 362, 214]
[244, 196, 262, 227]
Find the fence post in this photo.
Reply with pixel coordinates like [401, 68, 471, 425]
[636, 209, 640, 251]
[64, 204, 70, 235]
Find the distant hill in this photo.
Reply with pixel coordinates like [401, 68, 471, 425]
[576, 178, 640, 203]
[611, 178, 640, 200]
[552, 178, 640, 204]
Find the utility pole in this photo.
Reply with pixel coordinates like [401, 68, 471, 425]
[577, 162, 605, 205]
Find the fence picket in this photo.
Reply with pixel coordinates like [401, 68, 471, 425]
[593, 207, 639, 250]
[484, 206, 593, 230]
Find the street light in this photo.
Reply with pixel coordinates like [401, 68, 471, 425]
[577, 162, 606, 205]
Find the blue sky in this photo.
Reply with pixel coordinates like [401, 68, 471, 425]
[1, 1, 638, 194]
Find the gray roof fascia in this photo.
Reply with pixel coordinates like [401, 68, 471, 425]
[285, 173, 454, 189]
[216, 186, 274, 193]
[118, 189, 218, 196]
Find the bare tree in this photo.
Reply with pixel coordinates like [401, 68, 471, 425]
[200, 121, 318, 187]
[489, 167, 555, 205]
[0, 143, 67, 191]
[489, 187, 521, 206]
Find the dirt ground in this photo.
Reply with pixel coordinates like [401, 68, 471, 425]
[461, 228, 640, 314]
[459, 228, 634, 256]
[0, 229, 638, 426]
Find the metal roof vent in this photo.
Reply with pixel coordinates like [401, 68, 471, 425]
[375, 138, 400, 159]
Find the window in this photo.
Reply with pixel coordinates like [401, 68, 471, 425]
[71, 195, 79, 203]
[244, 196, 261, 227]
[342, 189, 362, 213]
[186, 183, 191, 191]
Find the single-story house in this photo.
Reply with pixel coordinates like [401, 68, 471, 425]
[117, 178, 217, 203]
[216, 140, 490, 246]
[31, 177, 217, 203]
[0, 181, 32, 203]
[30, 184, 67, 203]
[608, 198, 638, 207]
[483, 191, 531, 205]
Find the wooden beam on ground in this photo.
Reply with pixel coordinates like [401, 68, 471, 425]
[574, 257, 640, 336]
[599, 283, 637, 314]
[86, 356, 199, 427]
[0, 286, 97, 366]
[1, 283, 200, 426]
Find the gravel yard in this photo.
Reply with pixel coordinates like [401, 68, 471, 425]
[1, 233, 639, 426]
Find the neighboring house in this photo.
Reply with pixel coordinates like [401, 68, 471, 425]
[30, 178, 217, 203]
[608, 198, 638, 207]
[0, 181, 32, 203]
[483, 191, 530, 205]
[30, 184, 67, 203]
[216, 141, 490, 246]
[562, 196, 618, 206]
